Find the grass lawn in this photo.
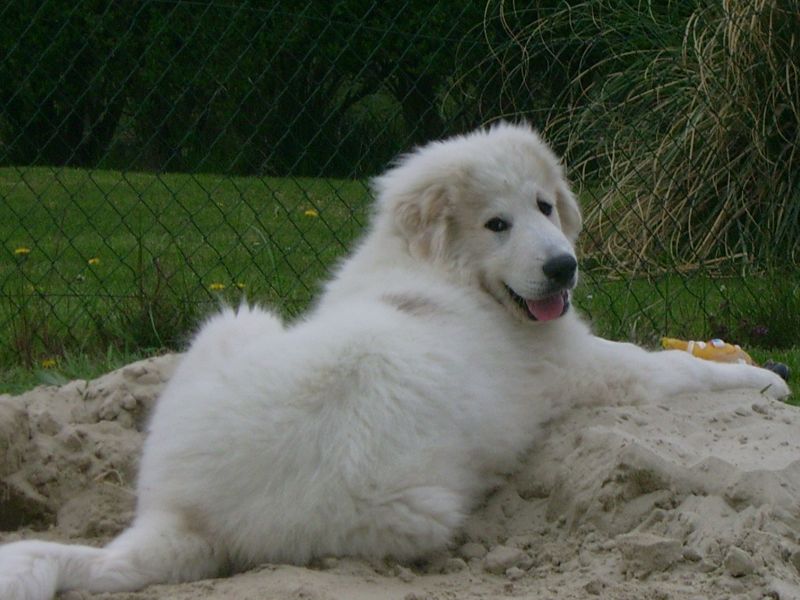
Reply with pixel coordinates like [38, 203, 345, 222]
[1, 167, 798, 402]
[1, 166, 372, 366]
[2, 166, 373, 304]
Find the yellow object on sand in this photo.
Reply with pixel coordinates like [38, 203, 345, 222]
[661, 337, 755, 365]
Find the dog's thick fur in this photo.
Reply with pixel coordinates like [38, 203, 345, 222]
[0, 124, 789, 599]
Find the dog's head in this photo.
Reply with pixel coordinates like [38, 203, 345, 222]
[373, 123, 581, 323]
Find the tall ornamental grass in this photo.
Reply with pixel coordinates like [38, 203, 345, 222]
[487, 0, 799, 272]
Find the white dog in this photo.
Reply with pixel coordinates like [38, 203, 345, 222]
[0, 124, 789, 599]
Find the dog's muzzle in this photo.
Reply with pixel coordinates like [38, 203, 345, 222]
[505, 286, 571, 321]
[505, 253, 577, 322]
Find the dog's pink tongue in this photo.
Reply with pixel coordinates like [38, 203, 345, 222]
[526, 294, 564, 322]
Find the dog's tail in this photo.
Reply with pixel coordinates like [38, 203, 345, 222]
[0, 512, 223, 600]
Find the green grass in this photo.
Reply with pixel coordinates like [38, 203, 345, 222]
[0, 347, 152, 396]
[2, 167, 372, 302]
[1, 166, 372, 366]
[574, 271, 800, 349]
[2, 166, 798, 403]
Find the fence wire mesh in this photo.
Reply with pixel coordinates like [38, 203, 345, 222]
[1, 0, 798, 368]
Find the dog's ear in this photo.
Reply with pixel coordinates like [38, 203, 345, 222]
[555, 181, 582, 243]
[391, 183, 453, 261]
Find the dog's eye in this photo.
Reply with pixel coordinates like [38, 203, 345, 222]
[484, 217, 510, 232]
[537, 199, 553, 216]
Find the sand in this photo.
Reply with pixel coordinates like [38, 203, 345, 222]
[1, 354, 800, 599]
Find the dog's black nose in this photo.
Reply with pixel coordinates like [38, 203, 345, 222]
[542, 254, 577, 285]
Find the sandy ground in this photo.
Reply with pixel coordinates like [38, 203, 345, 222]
[1, 354, 800, 599]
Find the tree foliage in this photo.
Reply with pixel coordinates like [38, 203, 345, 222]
[0, 0, 490, 176]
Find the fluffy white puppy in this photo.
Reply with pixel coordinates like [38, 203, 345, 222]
[0, 124, 789, 599]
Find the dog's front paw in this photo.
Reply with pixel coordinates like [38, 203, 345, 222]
[757, 368, 791, 400]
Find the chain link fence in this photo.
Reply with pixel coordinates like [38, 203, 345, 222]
[2, 0, 798, 368]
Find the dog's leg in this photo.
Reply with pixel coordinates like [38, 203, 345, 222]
[584, 337, 790, 400]
[347, 482, 469, 560]
[0, 511, 223, 600]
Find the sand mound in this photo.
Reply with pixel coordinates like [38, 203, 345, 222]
[1, 355, 799, 599]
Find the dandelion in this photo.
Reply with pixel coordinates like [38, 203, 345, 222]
[14, 247, 31, 256]
[235, 282, 246, 289]
[88, 257, 100, 266]
[41, 358, 57, 369]
[209, 282, 226, 291]
[303, 208, 319, 218]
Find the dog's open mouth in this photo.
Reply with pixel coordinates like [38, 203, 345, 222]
[506, 286, 570, 322]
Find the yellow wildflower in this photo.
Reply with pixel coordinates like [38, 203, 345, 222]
[303, 208, 319, 218]
[235, 282, 246, 289]
[14, 247, 31, 256]
[209, 282, 226, 291]
[41, 358, 57, 369]
[88, 257, 101, 266]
